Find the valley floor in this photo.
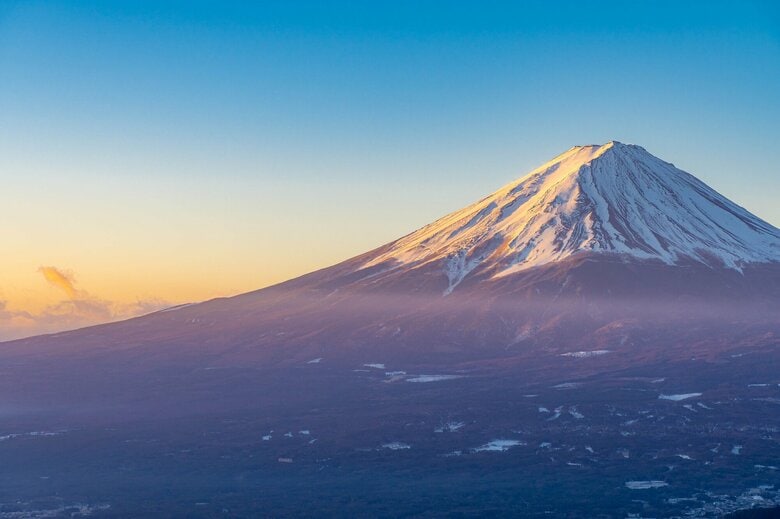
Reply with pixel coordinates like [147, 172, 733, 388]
[1, 353, 780, 518]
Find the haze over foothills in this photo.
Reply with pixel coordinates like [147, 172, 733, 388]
[1, 1, 779, 340]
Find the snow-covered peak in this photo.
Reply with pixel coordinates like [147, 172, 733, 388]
[363, 142, 780, 293]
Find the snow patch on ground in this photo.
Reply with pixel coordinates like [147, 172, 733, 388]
[553, 382, 582, 390]
[434, 421, 465, 433]
[547, 406, 563, 421]
[380, 442, 411, 450]
[626, 481, 668, 490]
[0, 503, 111, 518]
[406, 375, 463, 383]
[560, 350, 611, 358]
[659, 393, 702, 401]
[473, 439, 523, 452]
[0, 430, 64, 442]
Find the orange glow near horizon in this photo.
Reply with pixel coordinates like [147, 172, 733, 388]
[0, 244, 375, 341]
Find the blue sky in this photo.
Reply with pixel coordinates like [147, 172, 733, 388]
[0, 1, 779, 333]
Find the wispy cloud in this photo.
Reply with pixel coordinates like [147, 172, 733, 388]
[0, 267, 171, 341]
[38, 266, 79, 299]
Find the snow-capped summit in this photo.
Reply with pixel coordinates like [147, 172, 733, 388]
[362, 141, 780, 293]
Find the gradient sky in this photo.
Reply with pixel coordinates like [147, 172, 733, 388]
[1, 1, 779, 339]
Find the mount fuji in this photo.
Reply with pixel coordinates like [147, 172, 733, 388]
[1, 142, 779, 517]
[296, 140, 779, 299]
[364, 141, 778, 287]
